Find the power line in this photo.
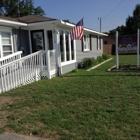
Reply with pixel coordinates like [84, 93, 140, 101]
[102, 0, 124, 19]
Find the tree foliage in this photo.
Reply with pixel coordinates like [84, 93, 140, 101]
[0, 0, 45, 18]
[109, 4, 140, 36]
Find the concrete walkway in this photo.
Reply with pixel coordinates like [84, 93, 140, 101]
[0, 133, 47, 140]
[87, 58, 113, 71]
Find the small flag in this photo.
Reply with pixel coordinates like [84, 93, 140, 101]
[70, 18, 84, 40]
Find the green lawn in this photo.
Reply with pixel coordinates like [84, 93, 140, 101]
[0, 55, 140, 140]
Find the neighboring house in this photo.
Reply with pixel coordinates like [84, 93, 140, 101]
[103, 35, 115, 55]
[0, 15, 107, 93]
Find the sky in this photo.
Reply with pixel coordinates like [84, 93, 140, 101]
[34, 0, 140, 33]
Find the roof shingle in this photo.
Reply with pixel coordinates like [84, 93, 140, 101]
[0, 15, 57, 24]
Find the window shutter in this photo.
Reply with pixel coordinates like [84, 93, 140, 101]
[89, 34, 92, 50]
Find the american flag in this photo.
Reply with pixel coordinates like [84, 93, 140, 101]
[70, 18, 84, 40]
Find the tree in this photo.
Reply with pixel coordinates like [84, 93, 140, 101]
[132, 4, 140, 31]
[108, 25, 126, 36]
[125, 16, 135, 34]
[109, 4, 140, 36]
[0, 0, 45, 18]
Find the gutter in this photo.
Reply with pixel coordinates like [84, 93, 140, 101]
[0, 19, 27, 26]
[60, 20, 108, 36]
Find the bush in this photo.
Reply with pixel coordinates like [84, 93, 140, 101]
[102, 54, 111, 60]
[82, 58, 94, 69]
[102, 54, 107, 60]
[81, 54, 111, 69]
[71, 69, 78, 72]
[97, 56, 103, 63]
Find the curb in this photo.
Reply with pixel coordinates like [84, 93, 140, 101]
[107, 65, 116, 71]
[87, 58, 113, 71]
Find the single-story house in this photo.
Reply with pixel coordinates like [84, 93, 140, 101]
[0, 15, 107, 93]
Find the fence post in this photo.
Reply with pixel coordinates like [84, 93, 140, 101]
[47, 50, 51, 79]
[116, 31, 119, 69]
[35, 70, 38, 81]
[137, 29, 139, 67]
[40, 51, 43, 72]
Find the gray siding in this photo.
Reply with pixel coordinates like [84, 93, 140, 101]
[12, 29, 30, 56]
[76, 35, 103, 67]
[62, 63, 76, 74]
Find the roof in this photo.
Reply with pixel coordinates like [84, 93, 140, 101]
[0, 15, 19, 22]
[18, 15, 57, 23]
[0, 15, 107, 36]
[0, 15, 57, 24]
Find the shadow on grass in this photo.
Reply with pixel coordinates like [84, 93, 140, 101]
[62, 74, 140, 78]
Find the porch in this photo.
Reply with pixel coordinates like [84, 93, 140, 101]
[0, 50, 56, 94]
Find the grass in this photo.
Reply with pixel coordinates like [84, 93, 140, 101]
[0, 55, 140, 140]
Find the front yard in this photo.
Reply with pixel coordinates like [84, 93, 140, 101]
[0, 55, 140, 140]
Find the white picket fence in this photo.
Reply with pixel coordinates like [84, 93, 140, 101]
[0, 51, 22, 66]
[0, 50, 56, 94]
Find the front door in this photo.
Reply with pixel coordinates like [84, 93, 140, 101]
[31, 30, 45, 53]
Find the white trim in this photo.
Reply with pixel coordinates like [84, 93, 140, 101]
[0, 19, 27, 26]
[83, 34, 90, 51]
[97, 36, 100, 50]
[63, 32, 66, 62]
[61, 60, 76, 66]
[0, 30, 14, 58]
[69, 34, 71, 60]
[60, 20, 108, 36]
[83, 49, 90, 52]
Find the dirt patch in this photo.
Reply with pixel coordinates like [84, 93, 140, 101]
[0, 96, 23, 108]
[0, 96, 12, 107]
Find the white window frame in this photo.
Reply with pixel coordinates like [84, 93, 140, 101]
[97, 36, 102, 50]
[0, 28, 14, 58]
[97, 36, 100, 50]
[59, 30, 76, 66]
[83, 34, 90, 51]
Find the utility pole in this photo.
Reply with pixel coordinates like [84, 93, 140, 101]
[98, 17, 101, 32]
[18, 0, 20, 20]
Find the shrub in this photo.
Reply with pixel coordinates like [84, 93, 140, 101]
[102, 54, 107, 60]
[97, 56, 103, 63]
[102, 54, 111, 60]
[82, 58, 94, 69]
[72, 69, 78, 72]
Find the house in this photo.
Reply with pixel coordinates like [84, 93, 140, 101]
[103, 35, 115, 55]
[0, 15, 107, 93]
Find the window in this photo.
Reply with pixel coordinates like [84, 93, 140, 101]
[0, 32, 13, 57]
[59, 30, 64, 62]
[65, 31, 70, 61]
[97, 36, 102, 50]
[47, 30, 53, 50]
[83, 34, 90, 51]
[99, 37, 102, 50]
[31, 30, 44, 53]
[71, 40, 74, 60]
[59, 30, 75, 64]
